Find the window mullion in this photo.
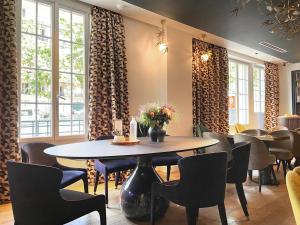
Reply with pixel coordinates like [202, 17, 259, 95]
[53, 1, 59, 140]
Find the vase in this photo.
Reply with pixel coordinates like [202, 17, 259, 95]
[148, 127, 166, 142]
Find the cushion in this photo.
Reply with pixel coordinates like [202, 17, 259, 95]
[286, 167, 300, 225]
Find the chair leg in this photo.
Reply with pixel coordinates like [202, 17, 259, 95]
[275, 160, 280, 172]
[218, 203, 228, 225]
[150, 191, 156, 225]
[82, 173, 89, 194]
[248, 170, 253, 181]
[185, 207, 199, 225]
[283, 161, 287, 178]
[288, 160, 293, 170]
[94, 171, 100, 194]
[104, 172, 109, 206]
[115, 172, 120, 189]
[259, 170, 262, 192]
[166, 165, 171, 181]
[99, 208, 107, 225]
[235, 183, 249, 217]
[270, 165, 278, 185]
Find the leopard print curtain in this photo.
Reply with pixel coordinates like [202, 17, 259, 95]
[264, 62, 279, 130]
[87, 6, 130, 183]
[0, 0, 20, 204]
[192, 38, 229, 135]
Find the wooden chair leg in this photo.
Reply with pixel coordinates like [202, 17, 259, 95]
[218, 202, 228, 225]
[166, 165, 171, 181]
[185, 207, 199, 225]
[259, 170, 262, 192]
[94, 171, 100, 194]
[235, 183, 249, 217]
[150, 191, 156, 225]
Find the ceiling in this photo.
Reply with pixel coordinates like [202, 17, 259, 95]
[123, 0, 300, 63]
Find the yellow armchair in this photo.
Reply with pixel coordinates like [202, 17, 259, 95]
[235, 123, 246, 133]
[286, 167, 300, 225]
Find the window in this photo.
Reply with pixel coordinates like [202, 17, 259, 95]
[228, 60, 249, 125]
[19, 0, 89, 139]
[253, 66, 265, 113]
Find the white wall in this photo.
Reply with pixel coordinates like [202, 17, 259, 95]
[124, 17, 167, 118]
[166, 27, 193, 136]
[279, 63, 300, 115]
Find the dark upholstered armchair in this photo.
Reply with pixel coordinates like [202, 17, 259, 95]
[21, 142, 88, 193]
[226, 142, 251, 217]
[7, 161, 106, 225]
[93, 135, 137, 205]
[151, 152, 228, 225]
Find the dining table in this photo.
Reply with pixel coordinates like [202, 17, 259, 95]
[44, 136, 219, 221]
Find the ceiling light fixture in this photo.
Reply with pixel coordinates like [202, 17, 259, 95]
[156, 20, 168, 54]
[200, 34, 212, 62]
[232, 0, 300, 39]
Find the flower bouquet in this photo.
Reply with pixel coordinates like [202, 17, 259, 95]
[139, 103, 175, 142]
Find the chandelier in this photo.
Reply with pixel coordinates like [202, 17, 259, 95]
[232, 0, 300, 39]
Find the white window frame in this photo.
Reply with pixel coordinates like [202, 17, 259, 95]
[253, 66, 265, 113]
[228, 59, 249, 125]
[17, 0, 90, 143]
[228, 58, 265, 128]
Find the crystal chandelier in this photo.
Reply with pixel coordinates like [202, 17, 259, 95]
[233, 0, 300, 39]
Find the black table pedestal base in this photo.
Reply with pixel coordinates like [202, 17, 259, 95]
[120, 156, 169, 220]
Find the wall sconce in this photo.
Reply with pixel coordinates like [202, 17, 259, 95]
[200, 34, 212, 62]
[157, 20, 168, 54]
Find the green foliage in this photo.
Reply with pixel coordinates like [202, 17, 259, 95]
[21, 14, 85, 99]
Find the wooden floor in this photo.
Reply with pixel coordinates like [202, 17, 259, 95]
[0, 166, 296, 225]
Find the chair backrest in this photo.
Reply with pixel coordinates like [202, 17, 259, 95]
[241, 129, 268, 136]
[234, 134, 270, 170]
[203, 132, 232, 161]
[177, 152, 227, 207]
[235, 123, 246, 133]
[269, 130, 292, 150]
[286, 167, 300, 225]
[96, 135, 114, 141]
[7, 161, 63, 225]
[229, 142, 251, 183]
[290, 131, 300, 158]
[21, 142, 57, 166]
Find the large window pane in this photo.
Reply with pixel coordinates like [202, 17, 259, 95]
[37, 37, 51, 69]
[20, 0, 87, 139]
[20, 0, 52, 138]
[37, 3, 51, 37]
[21, 34, 36, 68]
[22, 0, 36, 34]
[37, 70, 51, 103]
[58, 8, 85, 136]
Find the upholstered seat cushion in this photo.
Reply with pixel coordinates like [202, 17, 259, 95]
[286, 167, 300, 225]
[94, 158, 137, 173]
[61, 170, 86, 188]
[60, 189, 94, 201]
[152, 153, 182, 167]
